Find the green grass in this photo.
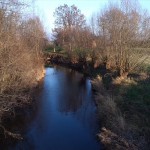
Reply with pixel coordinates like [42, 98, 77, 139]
[117, 78, 150, 139]
[136, 63, 150, 74]
[44, 46, 64, 53]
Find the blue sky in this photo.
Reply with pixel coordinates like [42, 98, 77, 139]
[30, 0, 150, 38]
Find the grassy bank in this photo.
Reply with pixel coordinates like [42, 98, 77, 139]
[92, 74, 150, 150]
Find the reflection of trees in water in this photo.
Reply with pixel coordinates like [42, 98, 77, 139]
[74, 97, 99, 135]
[58, 69, 87, 113]
[75, 80, 99, 135]
[57, 70, 99, 135]
[53, 66, 99, 134]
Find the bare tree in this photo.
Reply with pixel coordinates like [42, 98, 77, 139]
[54, 4, 85, 29]
[95, 0, 150, 76]
[53, 4, 86, 54]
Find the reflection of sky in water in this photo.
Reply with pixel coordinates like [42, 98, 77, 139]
[10, 66, 102, 150]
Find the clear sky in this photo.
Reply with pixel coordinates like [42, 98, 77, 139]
[30, 0, 150, 39]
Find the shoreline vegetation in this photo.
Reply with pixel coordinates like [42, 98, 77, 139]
[0, 0, 46, 145]
[92, 76, 150, 150]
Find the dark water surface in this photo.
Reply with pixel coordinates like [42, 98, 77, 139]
[9, 66, 102, 150]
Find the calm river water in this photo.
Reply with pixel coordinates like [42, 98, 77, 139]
[8, 66, 102, 150]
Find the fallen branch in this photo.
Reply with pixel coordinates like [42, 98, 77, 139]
[98, 127, 137, 150]
[0, 125, 23, 140]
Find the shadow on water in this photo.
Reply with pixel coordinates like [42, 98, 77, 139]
[7, 66, 102, 150]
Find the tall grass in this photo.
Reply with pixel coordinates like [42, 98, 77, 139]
[92, 77, 125, 133]
[92, 76, 150, 150]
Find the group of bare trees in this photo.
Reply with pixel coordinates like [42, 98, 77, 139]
[53, 4, 94, 63]
[95, 1, 150, 76]
[53, 0, 150, 76]
[0, 0, 46, 121]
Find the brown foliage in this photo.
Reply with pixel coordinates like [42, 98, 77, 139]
[53, 4, 94, 62]
[93, 0, 150, 75]
[0, 0, 45, 136]
[53, 1, 150, 76]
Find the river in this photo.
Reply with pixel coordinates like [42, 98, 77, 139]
[8, 66, 102, 150]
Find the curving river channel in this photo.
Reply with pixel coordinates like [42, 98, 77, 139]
[9, 66, 102, 150]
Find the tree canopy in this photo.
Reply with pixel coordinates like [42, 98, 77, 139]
[54, 4, 86, 29]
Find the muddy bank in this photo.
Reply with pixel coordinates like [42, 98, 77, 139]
[45, 53, 89, 73]
[44, 52, 108, 77]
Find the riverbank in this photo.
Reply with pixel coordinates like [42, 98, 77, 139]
[44, 52, 110, 78]
[0, 68, 45, 147]
[92, 76, 150, 150]
[45, 52, 89, 74]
